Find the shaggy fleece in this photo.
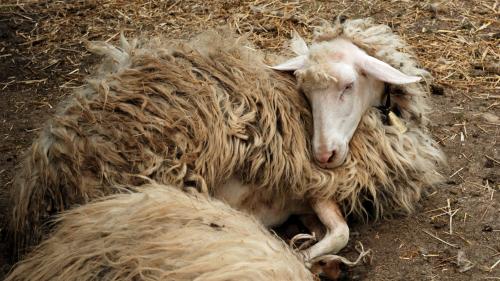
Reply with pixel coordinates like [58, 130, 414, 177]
[5, 183, 314, 281]
[7, 19, 444, 256]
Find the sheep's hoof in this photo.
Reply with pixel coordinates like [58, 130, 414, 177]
[310, 259, 347, 281]
[308, 242, 372, 280]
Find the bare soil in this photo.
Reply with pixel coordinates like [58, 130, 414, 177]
[0, 1, 498, 280]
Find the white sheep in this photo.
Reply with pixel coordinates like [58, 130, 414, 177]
[4, 183, 315, 281]
[7, 18, 445, 263]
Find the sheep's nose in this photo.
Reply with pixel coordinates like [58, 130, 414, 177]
[316, 150, 336, 164]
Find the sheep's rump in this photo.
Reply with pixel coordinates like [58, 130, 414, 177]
[7, 20, 444, 256]
[5, 183, 314, 281]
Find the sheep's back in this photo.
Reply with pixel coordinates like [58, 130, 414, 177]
[7, 30, 316, 256]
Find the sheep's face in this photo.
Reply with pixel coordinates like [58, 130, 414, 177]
[296, 60, 372, 168]
[272, 37, 421, 168]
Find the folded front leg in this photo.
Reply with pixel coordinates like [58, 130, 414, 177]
[301, 199, 349, 260]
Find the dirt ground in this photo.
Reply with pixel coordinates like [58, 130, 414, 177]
[0, 0, 498, 280]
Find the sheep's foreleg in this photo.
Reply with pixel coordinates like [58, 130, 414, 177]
[301, 200, 349, 260]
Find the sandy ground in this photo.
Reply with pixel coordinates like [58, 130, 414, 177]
[0, 1, 499, 280]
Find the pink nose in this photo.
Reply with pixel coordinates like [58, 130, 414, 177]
[316, 150, 336, 164]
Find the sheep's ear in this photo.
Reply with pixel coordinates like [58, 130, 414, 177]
[290, 31, 308, 55]
[359, 54, 421, 85]
[270, 55, 306, 71]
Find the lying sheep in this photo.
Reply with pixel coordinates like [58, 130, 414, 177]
[4, 183, 315, 281]
[7, 18, 445, 260]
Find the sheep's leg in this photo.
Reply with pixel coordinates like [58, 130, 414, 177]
[301, 200, 349, 260]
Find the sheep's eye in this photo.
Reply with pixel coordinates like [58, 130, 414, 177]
[343, 82, 354, 93]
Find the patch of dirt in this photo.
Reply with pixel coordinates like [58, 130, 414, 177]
[0, 0, 498, 280]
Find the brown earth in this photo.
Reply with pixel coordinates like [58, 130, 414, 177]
[0, 1, 498, 280]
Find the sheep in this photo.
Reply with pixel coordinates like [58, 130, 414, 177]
[4, 183, 315, 281]
[6, 18, 445, 261]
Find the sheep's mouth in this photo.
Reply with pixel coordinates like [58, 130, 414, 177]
[318, 152, 347, 169]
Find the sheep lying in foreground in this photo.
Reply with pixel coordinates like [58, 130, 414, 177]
[4, 183, 315, 281]
[7, 18, 445, 261]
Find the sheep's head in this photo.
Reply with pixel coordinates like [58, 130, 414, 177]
[272, 34, 421, 168]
